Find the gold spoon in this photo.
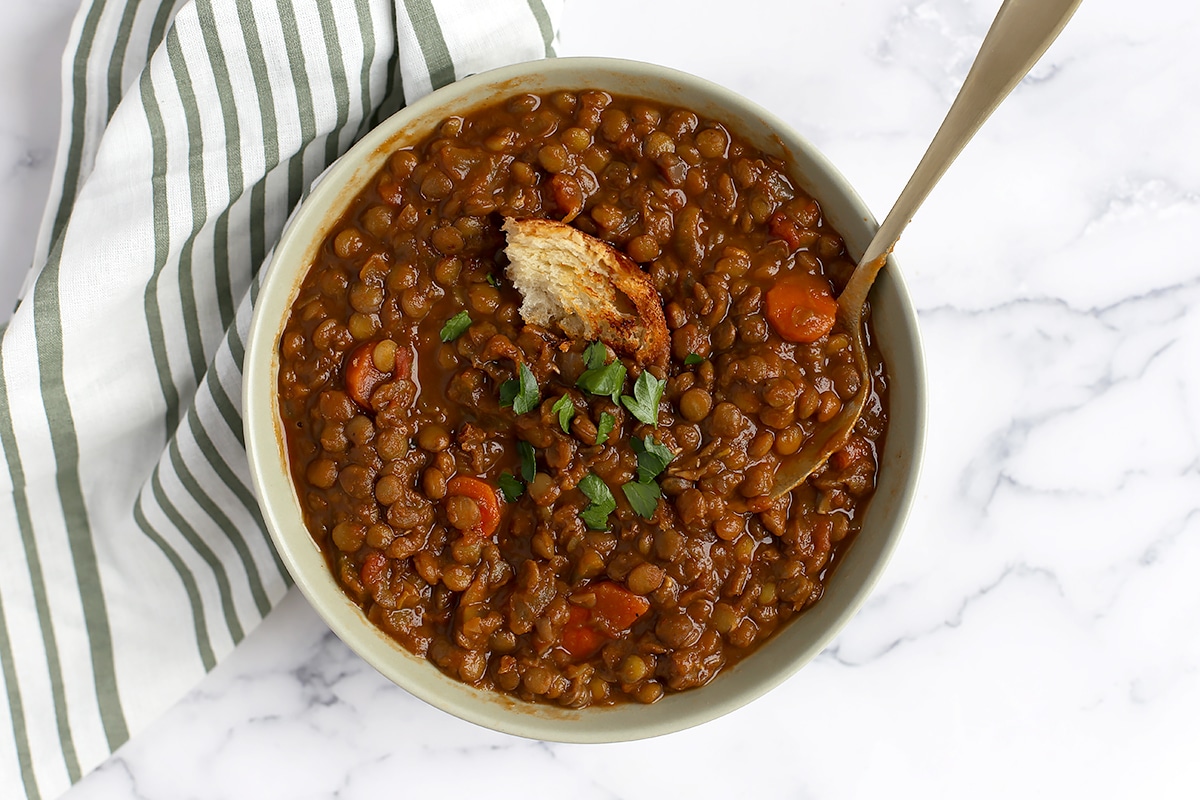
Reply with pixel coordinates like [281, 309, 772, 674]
[771, 0, 1082, 500]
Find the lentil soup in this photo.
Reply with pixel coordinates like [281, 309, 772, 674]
[277, 88, 888, 708]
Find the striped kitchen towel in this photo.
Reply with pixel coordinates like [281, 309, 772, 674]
[0, 1, 561, 797]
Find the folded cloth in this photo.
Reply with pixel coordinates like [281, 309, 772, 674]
[0, 1, 561, 796]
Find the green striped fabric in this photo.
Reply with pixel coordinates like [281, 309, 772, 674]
[0, 1, 560, 797]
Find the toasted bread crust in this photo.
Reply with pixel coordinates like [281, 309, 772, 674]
[502, 217, 670, 366]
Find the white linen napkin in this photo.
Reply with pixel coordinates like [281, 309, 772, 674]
[0, 1, 561, 797]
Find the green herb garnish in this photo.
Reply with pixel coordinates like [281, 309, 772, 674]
[499, 363, 540, 415]
[595, 411, 616, 446]
[576, 361, 626, 403]
[486, 273, 500, 288]
[439, 310, 472, 342]
[621, 479, 661, 519]
[684, 352, 704, 366]
[620, 370, 667, 426]
[499, 380, 518, 407]
[518, 440, 536, 483]
[583, 340, 608, 369]
[620, 435, 673, 519]
[552, 394, 575, 434]
[578, 473, 617, 530]
[575, 341, 627, 403]
[630, 435, 674, 483]
[498, 472, 524, 502]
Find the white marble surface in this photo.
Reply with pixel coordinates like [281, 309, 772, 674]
[2, 0, 1198, 797]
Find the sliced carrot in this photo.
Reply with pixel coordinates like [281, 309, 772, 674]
[559, 583, 651, 661]
[445, 476, 501, 537]
[831, 434, 872, 470]
[344, 341, 389, 410]
[588, 580, 651, 636]
[361, 551, 388, 588]
[768, 211, 805, 250]
[561, 605, 606, 660]
[764, 274, 838, 343]
[393, 342, 414, 379]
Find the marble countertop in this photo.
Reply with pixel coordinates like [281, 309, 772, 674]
[3, 0, 1198, 797]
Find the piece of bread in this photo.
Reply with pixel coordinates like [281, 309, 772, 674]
[502, 216, 670, 366]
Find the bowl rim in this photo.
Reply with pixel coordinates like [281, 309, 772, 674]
[243, 55, 927, 742]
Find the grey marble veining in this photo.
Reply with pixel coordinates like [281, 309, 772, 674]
[1, 0, 1196, 797]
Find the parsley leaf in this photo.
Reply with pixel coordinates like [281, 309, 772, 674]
[575, 341, 627, 403]
[498, 380, 518, 407]
[439, 311, 472, 342]
[583, 340, 608, 370]
[595, 411, 616, 446]
[552, 394, 575, 434]
[576, 360, 626, 403]
[578, 473, 617, 530]
[630, 435, 674, 483]
[499, 363, 540, 415]
[620, 370, 667, 426]
[498, 472, 524, 502]
[518, 440, 536, 483]
[684, 352, 704, 366]
[622, 479, 661, 519]
[623, 436, 671, 518]
[486, 273, 500, 288]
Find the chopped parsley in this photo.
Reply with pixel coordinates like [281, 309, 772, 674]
[619, 435, 674, 520]
[578, 473, 616, 530]
[684, 352, 704, 366]
[517, 440, 536, 483]
[498, 472, 524, 502]
[583, 340, 608, 369]
[620, 370, 667, 426]
[439, 310, 472, 342]
[621, 479, 661, 520]
[552, 394, 575, 434]
[595, 411, 616, 446]
[630, 435, 674, 484]
[499, 363, 540, 415]
[576, 358, 626, 403]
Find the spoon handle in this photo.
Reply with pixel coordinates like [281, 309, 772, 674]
[842, 0, 1082, 309]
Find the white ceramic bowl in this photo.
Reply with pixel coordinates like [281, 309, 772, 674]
[244, 56, 926, 742]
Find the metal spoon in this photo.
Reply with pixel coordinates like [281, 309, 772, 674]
[771, 0, 1081, 500]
